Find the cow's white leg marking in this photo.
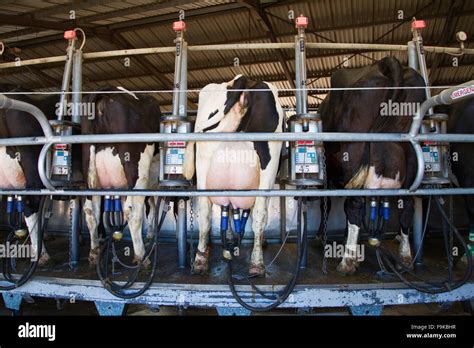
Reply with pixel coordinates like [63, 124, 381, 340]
[249, 138, 282, 276]
[337, 222, 360, 275]
[250, 196, 268, 276]
[26, 213, 50, 266]
[399, 229, 413, 267]
[124, 196, 147, 266]
[145, 196, 157, 241]
[84, 145, 102, 265]
[83, 196, 101, 264]
[193, 196, 212, 274]
[125, 144, 154, 267]
[191, 140, 214, 274]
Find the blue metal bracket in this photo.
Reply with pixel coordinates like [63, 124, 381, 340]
[2, 292, 23, 311]
[94, 301, 125, 316]
[216, 307, 252, 316]
[349, 305, 384, 316]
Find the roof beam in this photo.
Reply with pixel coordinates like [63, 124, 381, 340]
[0, 14, 112, 39]
[241, 0, 296, 88]
[429, 0, 465, 83]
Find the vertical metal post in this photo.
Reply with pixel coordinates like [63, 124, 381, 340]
[408, 39, 424, 265]
[71, 49, 82, 125]
[411, 19, 435, 129]
[295, 16, 309, 269]
[413, 195, 423, 265]
[295, 16, 308, 115]
[177, 199, 187, 268]
[179, 41, 188, 117]
[172, 20, 188, 268]
[70, 197, 81, 269]
[407, 41, 419, 71]
[172, 21, 185, 118]
[58, 37, 76, 121]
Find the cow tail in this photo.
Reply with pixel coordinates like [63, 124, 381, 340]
[182, 141, 196, 180]
[378, 56, 404, 103]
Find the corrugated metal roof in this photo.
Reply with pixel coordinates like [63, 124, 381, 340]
[0, 0, 473, 112]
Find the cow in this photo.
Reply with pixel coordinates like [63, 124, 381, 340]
[318, 56, 426, 275]
[0, 84, 57, 265]
[81, 86, 160, 266]
[182, 75, 284, 276]
[446, 98, 474, 263]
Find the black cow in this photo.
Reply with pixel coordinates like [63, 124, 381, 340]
[447, 98, 474, 263]
[0, 84, 57, 265]
[319, 57, 426, 274]
[81, 87, 160, 266]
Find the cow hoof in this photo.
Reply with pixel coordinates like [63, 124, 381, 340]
[38, 254, 52, 267]
[249, 263, 265, 277]
[399, 255, 413, 270]
[337, 259, 357, 275]
[88, 248, 100, 266]
[192, 260, 209, 275]
[133, 256, 151, 269]
[192, 249, 209, 275]
[460, 253, 473, 265]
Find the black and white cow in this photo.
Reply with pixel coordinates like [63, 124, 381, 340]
[447, 98, 474, 263]
[81, 87, 160, 266]
[319, 57, 426, 274]
[0, 84, 57, 265]
[183, 75, 284, 276]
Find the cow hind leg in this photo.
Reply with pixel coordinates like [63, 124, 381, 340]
[83, 196, 101, 265]
[337, 197, 364, 275]
[398, 197, 414, 268]
[193, 197, 212, 274]
[249, 196, 268, 276]
[25, 212, 50, 266]
[124, 196, 149, 268]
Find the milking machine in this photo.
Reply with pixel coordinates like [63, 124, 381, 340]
[96, 20, 192, 298]
[0, 30, 85, 289]
[372, 21, 472, 292]
[0, 195, 51, 290]
[159, 19, 193, 270]
[96, 196, 170, 299]
[223, 16, 325, 311]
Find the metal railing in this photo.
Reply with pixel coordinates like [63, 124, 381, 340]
[0, 80, 473, 193]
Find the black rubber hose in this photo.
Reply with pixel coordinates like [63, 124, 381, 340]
[0, 196, 50, 290]
[225, 197, 306, 312]
[376, 196, 472, 294]
[96, 197, 168, 299]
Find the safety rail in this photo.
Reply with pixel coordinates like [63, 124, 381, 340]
[0, 80, 473, 193]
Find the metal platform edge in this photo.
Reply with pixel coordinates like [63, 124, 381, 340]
[1, 276, 473, 310]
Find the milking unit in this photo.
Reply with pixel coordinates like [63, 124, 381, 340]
[0, 10, 473, 314]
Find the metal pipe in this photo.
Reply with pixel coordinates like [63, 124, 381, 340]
[3, 131, 474, 148]
[71, 49, 83, 124]
[407, 41, 419, 71]
[172, 30, 184, 117]
[0, 94, 53, 138]
[408, 80, 474, 191]
[0, 188, 473, 197]
[179, 41, 188, 117]
[70, 197, 81, 269]
[410, 80, 474, 137]
[38, 143, 55, 190]
[177, 199, 187, 269]
[58, 38, 76, 121]
[0, 43, 472, 70]
[413, 196, 423, 266]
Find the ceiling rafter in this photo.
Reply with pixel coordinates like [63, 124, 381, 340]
[241, 0, 296, 88]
